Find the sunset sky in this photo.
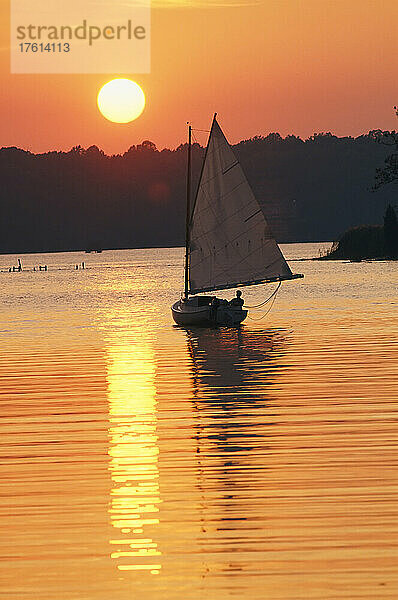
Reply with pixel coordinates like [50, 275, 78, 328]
[1, 0, 398, 155]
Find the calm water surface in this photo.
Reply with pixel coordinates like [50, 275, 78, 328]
[0, 244, 397, 599]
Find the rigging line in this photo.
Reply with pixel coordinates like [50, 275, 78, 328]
[246, 292, 279, 320]
[192, 130, 203, 147]
[244, 281, 282, 309]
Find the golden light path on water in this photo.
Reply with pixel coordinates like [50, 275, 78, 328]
[104, 313, 162, 574]
[0, 245, 397, 600]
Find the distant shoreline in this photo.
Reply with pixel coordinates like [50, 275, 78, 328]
[314, 209, 398, 262]
[0, 240, 332, 257]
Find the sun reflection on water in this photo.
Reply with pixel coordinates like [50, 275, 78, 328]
[105, 330, 162, 574]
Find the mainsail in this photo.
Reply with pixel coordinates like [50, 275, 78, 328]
[189, 116, 295, 294]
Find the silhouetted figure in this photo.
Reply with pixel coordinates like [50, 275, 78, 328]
[18, 259, 22, 272]
[211, 297, 220, 322]
[229, 290, 244, 307]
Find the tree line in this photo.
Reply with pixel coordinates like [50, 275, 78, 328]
[0, 131, 396, 254]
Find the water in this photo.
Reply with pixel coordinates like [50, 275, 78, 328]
[0, 244, 397, 599]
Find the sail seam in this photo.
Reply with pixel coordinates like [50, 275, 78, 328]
[197, 186, 224, 258]
[191, 244, 289, 289]
[191, 217, 268, 260]
[244, 209, 262, 223]
[191, 139, 236, 205]
[191, 193, 262, 241]
[193, 180, 248, 218]
[190, 219, 262, 272]
[222, 161, 239, 174]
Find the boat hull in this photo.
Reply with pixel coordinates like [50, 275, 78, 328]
[171, 300, 247, 327]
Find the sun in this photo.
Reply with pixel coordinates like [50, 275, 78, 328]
[97, 79, 146, 124]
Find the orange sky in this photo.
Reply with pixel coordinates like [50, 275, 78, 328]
[1, 0, 397, 154]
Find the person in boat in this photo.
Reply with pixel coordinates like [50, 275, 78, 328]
[229, 290, 244, 308]
[210, 296, 220, 321]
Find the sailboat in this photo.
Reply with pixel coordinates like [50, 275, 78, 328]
[171, 114, 303, 327]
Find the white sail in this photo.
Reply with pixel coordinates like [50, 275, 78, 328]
[189, 117, 294, 294]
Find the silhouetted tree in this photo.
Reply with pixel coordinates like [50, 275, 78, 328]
[372, 106, 398, 189]
[383, 204, 398, 258]
[322, 225, 384, 261]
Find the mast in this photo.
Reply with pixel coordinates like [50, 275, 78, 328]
[184, 123, 192, 299]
